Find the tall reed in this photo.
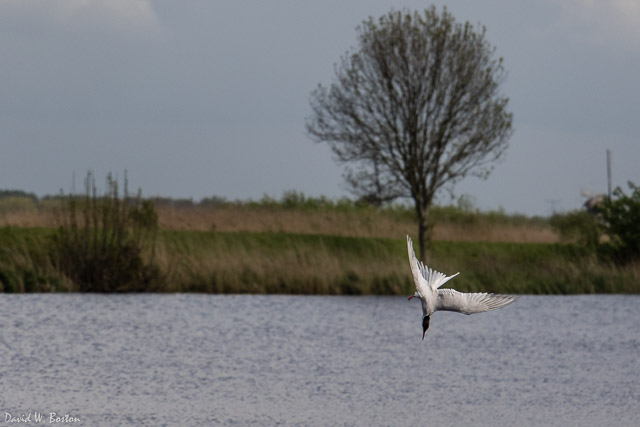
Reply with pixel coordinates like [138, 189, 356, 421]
[0, 227, 69, 292]
[2, 227, 639, 294]
[51, 172, 161, 292]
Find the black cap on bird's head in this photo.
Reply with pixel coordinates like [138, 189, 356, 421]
[422, 315, 430, 340]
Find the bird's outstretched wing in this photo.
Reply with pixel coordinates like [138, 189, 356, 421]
[407, 235, 429, 296]
[407, 236, 459, 294]
[435, 288, 518, 315]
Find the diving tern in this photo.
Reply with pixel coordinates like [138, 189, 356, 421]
[407, 235, 517, 340]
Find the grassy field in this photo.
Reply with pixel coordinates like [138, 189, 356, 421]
[0, 194, 557, 242]
[1, 191, 637, 294]
[158, 231, 640, 294]
[1, 226, 638, 294]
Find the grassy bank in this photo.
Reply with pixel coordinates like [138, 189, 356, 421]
[1, 227, 638, 294]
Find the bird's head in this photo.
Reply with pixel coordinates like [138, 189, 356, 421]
[422, 315, 430, 340]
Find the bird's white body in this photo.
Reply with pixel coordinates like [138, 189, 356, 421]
[407, 235, 517, 337]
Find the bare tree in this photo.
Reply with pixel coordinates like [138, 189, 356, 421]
[306, 7, 513, 261]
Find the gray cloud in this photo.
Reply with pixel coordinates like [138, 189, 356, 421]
[0, 1, 638, 215]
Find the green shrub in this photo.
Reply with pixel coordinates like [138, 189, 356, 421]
[51, 172, 161, 292]
[599, 181, 640, 262]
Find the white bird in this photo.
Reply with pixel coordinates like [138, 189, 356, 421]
[406, 235, 517, 340]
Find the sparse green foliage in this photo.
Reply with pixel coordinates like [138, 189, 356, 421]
[51, 172, 161, 292]
[599, 181, 640, 262]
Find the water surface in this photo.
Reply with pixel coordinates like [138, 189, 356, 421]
[0, 294, 638, 426]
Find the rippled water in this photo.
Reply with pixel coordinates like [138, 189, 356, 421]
[0, 294, 638, 426]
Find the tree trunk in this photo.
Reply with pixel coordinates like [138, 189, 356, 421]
[415, 202, 432, 264]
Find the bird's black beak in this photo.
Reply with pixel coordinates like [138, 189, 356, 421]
[422, 315, 430, 341]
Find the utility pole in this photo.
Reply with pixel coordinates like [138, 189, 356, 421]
[545, 199, 561, 215]
[606, 149, 612, 200]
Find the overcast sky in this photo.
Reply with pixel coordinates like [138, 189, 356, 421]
[1, 0, 638, 216]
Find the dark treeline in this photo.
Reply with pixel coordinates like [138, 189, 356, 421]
[0, 187, 549, 230]
[0, 190, 38, 202]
